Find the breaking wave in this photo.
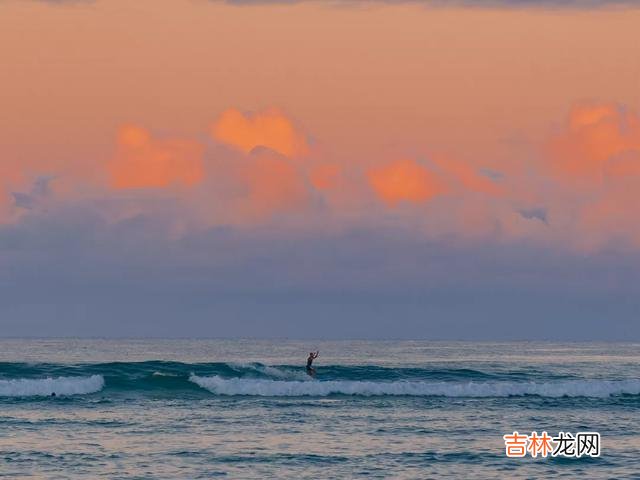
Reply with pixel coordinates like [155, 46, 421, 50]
[189, 375, 640, 398]
[0, 375, 105, 397]
[1, 362, 639, 399]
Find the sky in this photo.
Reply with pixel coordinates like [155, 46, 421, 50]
[1, 0, 639, 339]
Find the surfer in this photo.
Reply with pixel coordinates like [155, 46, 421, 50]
[306, 351, 319, 376]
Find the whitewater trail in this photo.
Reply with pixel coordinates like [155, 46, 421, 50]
[0, 375, 105, 397]
[189, 375, 640, 398]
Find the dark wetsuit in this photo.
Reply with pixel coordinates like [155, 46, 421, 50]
[306, 355, 316, 375]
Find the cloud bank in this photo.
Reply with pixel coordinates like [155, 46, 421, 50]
[2, 103, 640, 339]
[3, 103, 640, 250]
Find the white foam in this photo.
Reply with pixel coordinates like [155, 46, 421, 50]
[189, 375, 640, 398]
[229, 363, 311, 381]
[256, 366, 311, 381]
[0, 375, 105, 397]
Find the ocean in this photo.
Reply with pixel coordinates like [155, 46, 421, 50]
[0, 339, 638, 479]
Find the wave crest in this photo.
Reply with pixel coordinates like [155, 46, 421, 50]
[189, 375, 640, 398]
[0, 375, 105, 397]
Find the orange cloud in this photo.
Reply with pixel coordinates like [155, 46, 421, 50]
[310, 163, 342, 191]
[603, 150, 640, 178]
[368, 158, 447, 205]
[212, 108, 310, 158]
[547, 102, 640, 182]
[231, 148, 311, 223]
[109, 125, 204, 189]
[537, 102, 640, 250]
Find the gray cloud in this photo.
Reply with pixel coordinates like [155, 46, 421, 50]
[518, 207, 547, 224]
[11, 177, 52, 211]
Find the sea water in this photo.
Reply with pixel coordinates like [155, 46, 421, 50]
[0, 339, 638, 479]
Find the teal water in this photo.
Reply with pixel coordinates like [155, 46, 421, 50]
[0, 340, 638, 478]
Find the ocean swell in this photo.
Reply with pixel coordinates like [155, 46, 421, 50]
[2, 362, 639, 399]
